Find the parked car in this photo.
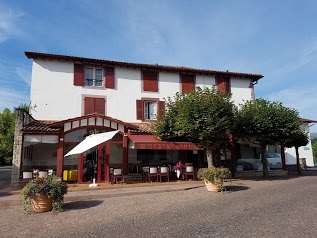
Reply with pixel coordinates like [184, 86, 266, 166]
[267, 153, 282, 169]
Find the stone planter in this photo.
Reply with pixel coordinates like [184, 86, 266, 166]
[31, 194, 53, 213]
[204, 180, 222, 192]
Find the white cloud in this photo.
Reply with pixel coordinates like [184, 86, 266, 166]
[16, 66, 31, 86]
[275, 39, 317, 74]
[267, 86, 317, 132]
[0, 87, 29, 112]
[0, 7, 25, 43]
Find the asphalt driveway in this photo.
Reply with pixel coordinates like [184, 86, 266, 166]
[1, 174, 317, 238]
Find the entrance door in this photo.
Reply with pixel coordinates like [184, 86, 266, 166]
[79, 142, 122, 183]
[81, 150, 98, 183]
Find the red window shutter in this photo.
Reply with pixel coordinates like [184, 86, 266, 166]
[84, 97, 95, 115]
[216, 76, 230, 94]
[94, 98, 105, 115]
[157, 101, 165, 117]
[74, 64, 85, 86]
[136, 100, 143, 120]
[105, 67, 115, 89]
[143, 71, 158, 92]
[225, 77, 231, 94]
[181, 74, 195, 93]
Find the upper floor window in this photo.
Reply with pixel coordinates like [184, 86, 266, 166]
[215, 75, 231, 94]
[74, 64, 115, 89]
[84, 97, 105, 115]
[180, 73, 195, 93]
[144, 101, 157, 120]
[85, 67, 103, 87]
[142, 70, 158, 92]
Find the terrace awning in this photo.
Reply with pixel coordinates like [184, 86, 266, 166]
[128, 134, 202, 150]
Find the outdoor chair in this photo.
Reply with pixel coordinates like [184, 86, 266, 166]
[20, 171, 33, 188]
[111, 168, 123, 184]
[38, 171, 48, 178]
[159, 166, 169, 182]
[47, 169, 54, 176]
[183, 166, 195, 181]
[147, 166, 159, 182]
[142, 166, 150, 182]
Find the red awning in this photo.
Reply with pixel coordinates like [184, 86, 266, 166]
[128, 134, 203, 150]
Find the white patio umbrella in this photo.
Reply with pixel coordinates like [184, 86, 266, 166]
[64, 130, 120, 157]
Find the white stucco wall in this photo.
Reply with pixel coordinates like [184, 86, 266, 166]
[285, 123, 314, 167]
[30, 59, 254, 122]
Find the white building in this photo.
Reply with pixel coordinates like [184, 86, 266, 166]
[12, 51, 313, 187]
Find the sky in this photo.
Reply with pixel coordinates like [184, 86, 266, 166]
[0, 0, 316, 131]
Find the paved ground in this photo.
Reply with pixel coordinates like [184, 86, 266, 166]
[0, 166, 11, 192]
[1, 174, 317, 238]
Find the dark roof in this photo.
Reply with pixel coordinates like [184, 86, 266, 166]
[300, 118, 317, 123]
[22, 120, 60, 134]
[25, 51, 264, 81]
[130, 122, 155, 134]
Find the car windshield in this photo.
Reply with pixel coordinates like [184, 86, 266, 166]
[267, 153, 281, 158]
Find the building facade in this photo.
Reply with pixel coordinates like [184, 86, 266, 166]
[14, 51, 300, 187]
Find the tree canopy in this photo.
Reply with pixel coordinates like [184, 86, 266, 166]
[0, 103, 29, 165]
[284, 129, 309, 175]
[234, 98, 301, 176]
[155, 86, 236, 167]
[0, 108, 15, 164]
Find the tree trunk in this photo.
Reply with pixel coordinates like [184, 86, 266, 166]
[260, 144, 268, 177]
[206, 149, 214, 168]
[295, 146, 302, 176]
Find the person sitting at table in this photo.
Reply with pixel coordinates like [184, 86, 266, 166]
[174, 160, 184, 179]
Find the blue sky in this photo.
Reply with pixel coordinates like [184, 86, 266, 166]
[0, 0, 317, 131]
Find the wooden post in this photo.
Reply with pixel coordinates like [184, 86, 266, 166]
[122, 134, 128, 175]
[78, 153, 83, 183]
[105, 143, 110, 183]
[97, 145, 102, 182]
[56, 127, 64, 177]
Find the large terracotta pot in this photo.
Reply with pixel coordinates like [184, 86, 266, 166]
[204, 180, 222, 192]
[31, 194, 53, 212]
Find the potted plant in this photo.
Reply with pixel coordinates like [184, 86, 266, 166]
[21, 174, 68, 213]
[197, 167, 231, 192]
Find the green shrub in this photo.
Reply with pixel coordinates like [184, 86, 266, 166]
[197, 167, 231, 185]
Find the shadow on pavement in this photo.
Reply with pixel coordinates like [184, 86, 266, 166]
[63, 200, 104, 211]
[223, 185, 249, 193]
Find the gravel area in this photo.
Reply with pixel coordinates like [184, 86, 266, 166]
[1, 176, 317, 238]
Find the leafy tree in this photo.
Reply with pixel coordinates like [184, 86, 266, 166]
[234, 99, 301, 177]
[312, 140, 317, 164]
[284, 129, 309, 175]
[0, 108, 15, 164]
[155, 87, 236, 167]
[15, 103, 30, 112]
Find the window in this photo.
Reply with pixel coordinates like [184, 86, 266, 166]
[142, 70, 158, 92]
[215, 75, 231, 94]
[85, 67, 103, 87]
[144, 101, 157, 120]
[136, 99, 165, 121]
[84, 97, 105, 115]
[181, 74, 195, 93]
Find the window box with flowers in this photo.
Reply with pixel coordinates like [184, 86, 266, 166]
[21, 174, 68, 213]
[197, 167, 231, 192]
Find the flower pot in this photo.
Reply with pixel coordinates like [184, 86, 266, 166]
[204, 180, 222, 192]
[31, 194, 53, 212]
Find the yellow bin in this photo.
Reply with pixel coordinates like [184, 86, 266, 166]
[63, 170, 69, 181]
[68, 170, 78, 181]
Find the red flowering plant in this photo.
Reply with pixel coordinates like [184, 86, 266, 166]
[21, 173, 68, 212]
